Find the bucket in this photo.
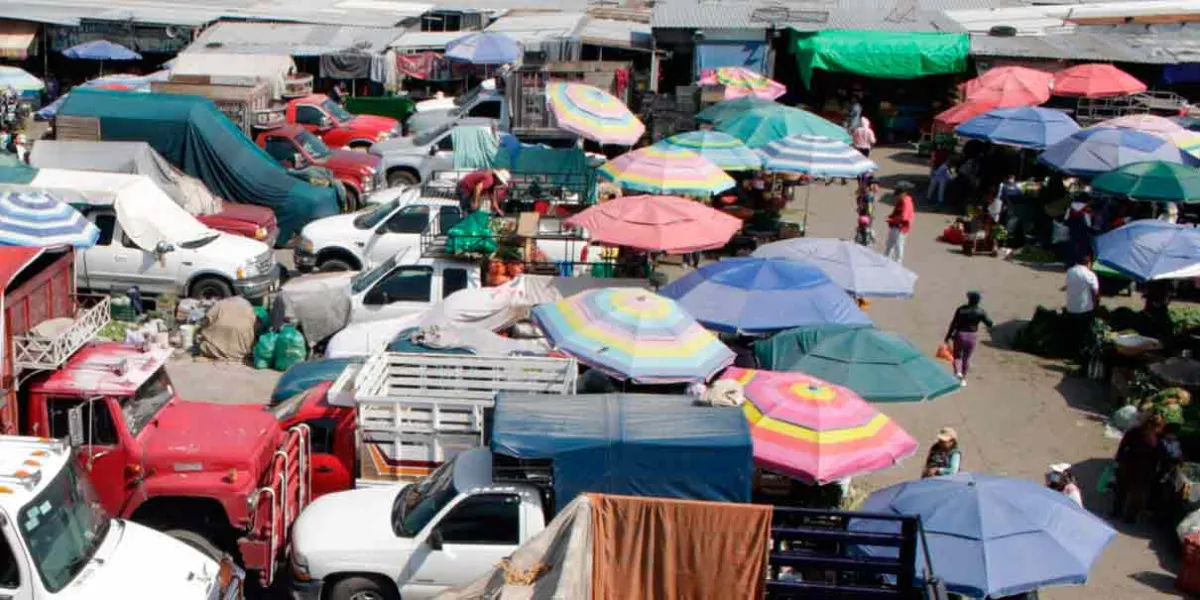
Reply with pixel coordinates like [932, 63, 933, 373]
[178, 324, 196, 351]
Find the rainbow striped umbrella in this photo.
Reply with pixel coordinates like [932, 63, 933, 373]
[545, 82, 644, 145]
[652, 130, 762, 171]
[698, 67, 787, 101]
[531, 288, 735, 383]
[598, 145, 735, 196]
[721, 367, 918, 484]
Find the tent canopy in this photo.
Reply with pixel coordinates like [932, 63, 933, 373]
[169, 52, 296, 98]
[789, 30, 970, 88]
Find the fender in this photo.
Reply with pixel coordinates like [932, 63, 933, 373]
[123, 469, 256, 529]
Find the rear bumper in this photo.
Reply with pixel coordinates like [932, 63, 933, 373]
[234, 266, 281, 299]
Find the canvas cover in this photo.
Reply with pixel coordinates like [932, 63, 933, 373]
[30, 140, 222, 215]
[57, 89, 339, 244]
[274, 272, 353, 346]
[491, 394, 753, 511]
[791, 30, 970, 88]
[170, 52, 296, 99]
[326, 312, 426, 358]
[270, 357, 361, 405]
[197, 296, 258, 361]
[419, 275, 648, 332]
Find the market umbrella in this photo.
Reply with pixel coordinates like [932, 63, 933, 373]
[1099, 114, 1200, 155]
[716, 104, 851, 147]
[850, 472, 1116, 598]
[1052, 63, 1147, 98]
[695, 96, 779, 125]
[960, 66, 1053, 108]
[697, 67, 787, 101]
[564, 195, 743, 253]
[1094, 220, 1200, 282]
[719, 367, 918, 484]
[933, 100, 997, 133]
[1091, 161, 1200, 204]
[444, 32, 522, 65]
[955, 106, 1080, 150]
[658, 257, 872, 335]
[754, 324, 961, 402]
[757, 135, 878, 178]
[652, 131, 762, 171]
[598, 145, 735, 196]
[1038, 127, 1200, 177]
[530, 288, 734, 383]
[63, 40, 141, 61]
[0, 190, 100, 248]
[753, 238, 917, 298]
[545, 82, 644, 145]
[0, 66, 44, 94]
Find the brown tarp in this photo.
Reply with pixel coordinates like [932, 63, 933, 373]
[197, 296, 257, 361]
[591, 494, 771, 600]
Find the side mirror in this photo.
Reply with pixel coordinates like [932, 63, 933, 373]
[428, 146, 439, 157]
[427, 529, 444, 551]
[293, 153, 306, 168]
[320, 116, 333, 130]
[155, 241, 175, 254]
[67, 405, 84, 447]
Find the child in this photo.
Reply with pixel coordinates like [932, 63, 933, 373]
[854, 181, 878, 246]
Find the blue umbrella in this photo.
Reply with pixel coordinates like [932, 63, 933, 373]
[445, 32, 522, 65]
[652, 131, 762, 171]
[0, 191, 100, 248]
[956, 107, 1080, 150]
[63, 40, 142, 61]
[757, 135, 878, 178]
[658, 257, 872, 334]
[850, 472, 1116, 598]
[1095, 220, 1200, 282]
[1039, 127, 1200, 177]
[753, 238, 917, 297]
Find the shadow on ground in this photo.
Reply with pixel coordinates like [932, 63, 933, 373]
[983, 319, 1028, 350]
[1055, 370, 1113, 417]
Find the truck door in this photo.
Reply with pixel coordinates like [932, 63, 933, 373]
[78, 211, 119, 292]
[355, 264, 433, 323]
[262, 135, 307, 170]
[47, 396, 132, 517]
[429, 132, 455, 175]
[307, 415, 354, 498]
[0, 516, 32, 600]
[293, 104, 326, 135]
[363, 205, 431, 266]
[403, 493, 523, 599]
[115, 227, 182, 297]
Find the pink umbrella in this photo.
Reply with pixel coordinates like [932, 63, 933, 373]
[720, 367, 918, 484]
[960, 66, 1053, 108]
[565, 195, 743, 253]
[698, 67, 787, 101]
[1052, 63, 1146, 98]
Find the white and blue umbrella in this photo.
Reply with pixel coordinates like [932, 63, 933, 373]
[757, 135, 878, 178]
[0, 191, 100, 248]
[956, 106, 1080, 150]
[445, 32, 522, 65]
[1095, 220, 1200, 282]
[1039, 127, 1200, 177]
[753, 238, 917, 298]
[0, 66, 44, 93]
[62, 40, 142, 61]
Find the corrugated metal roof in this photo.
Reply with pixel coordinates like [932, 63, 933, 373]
[578, 18, 652, 49]
[2, 0, 433, 28]
[969, 24, 1199, 64]
[185, 21, 402, 56]
[484, 13, 588, 44]
[651, 0, 1022, 32]
[389, 30, 466, 50]
[944, 1, 1199, 35]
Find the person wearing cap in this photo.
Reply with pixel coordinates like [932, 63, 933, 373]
[944, 291, 994, 386]
[1046, 463, 1084, 507]
[884, 181, 916, 264]
[456, 168, 510, 216]
[922, 427, 961, 478]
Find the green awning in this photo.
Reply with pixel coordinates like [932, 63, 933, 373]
[790, 30, 970, 88]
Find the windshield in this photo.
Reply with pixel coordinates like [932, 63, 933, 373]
[352, 198, 398, 230]
[119, 368, 174, 437]
[392, 458, 458, 537]
[350, 254, 397, 294]
[414, 123, 452, 146]
[296, 130, 332, 160]
[19, 461, 111, 593]
[453, 85, 482, 109]
[322, 99, 354, 123]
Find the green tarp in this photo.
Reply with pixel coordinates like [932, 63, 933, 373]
[0, 162, 36, 183]
[790, 30, 970, 88]
[494, 136, 598, 203]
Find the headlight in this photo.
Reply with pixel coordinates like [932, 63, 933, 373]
[254, 226, 268, 241]
[377, 130, 392, 142]
[361, 174, 373, 191]
[291, 547, 312, 582]
[236, 259, 258, 280]
[298, 237, 314, 253]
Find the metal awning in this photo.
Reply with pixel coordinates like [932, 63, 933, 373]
[0, 22, 38, 60]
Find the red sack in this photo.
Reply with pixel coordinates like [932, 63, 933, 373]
[936, 342, 954, 363]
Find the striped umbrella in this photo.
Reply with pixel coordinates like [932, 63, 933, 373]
[0, 191, 100, 248]
[531, 288, 735, 383]
[696, 96, 779, 126]
[758, 135, 878, 178]
[697, 67, 787, 101]
[717, 104, 851, 147]
[599, 145, 735, 196]
[545, 82, 644, 145]
[721, 367, 918, 484]
[652, 130, 762, 171]
[1099, 114, 1200, 157]
[0, 66, 43, 93]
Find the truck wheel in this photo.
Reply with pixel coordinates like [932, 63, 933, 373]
[190, 277, 234, 300]
[387, 170, 418, 188]
[344, 186, 361, 212]
[164, 529, 227, 561]
[328, 576, 398, 600]
[318, 258, 354, 272]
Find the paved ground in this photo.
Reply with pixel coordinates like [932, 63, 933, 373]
[165, 147, 1182, 599]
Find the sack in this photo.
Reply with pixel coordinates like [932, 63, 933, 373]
[272, 325, 308, 372]
[936, 342, 954, 362]
[253, 331, 277, 370]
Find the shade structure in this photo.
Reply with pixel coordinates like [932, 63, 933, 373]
[545, 82, 644, 145]
[0, 191, 100, 248]
[697, 67, 787, 101]
[63, 40, 141, 61]
[1039, 127, 1200, 177]
[0, 66, 43, 93]
[564, 195, 743, 253]
[757, 135, 878, 178]
[530, 288, 735, 383]
[598, 145, 735, 196]
[444, 32, 522, 65]
[960, 66, 1053, 108]
[1091, 161, 1200, 204]
[955, 107, 1080, 150]
[1052, 63, 1146, 98]
[1094, 220, 1200, 282]
[1099, 114, 1186, 135]
[720, 367, 918, 484]
[695, 96, 779, 125]
[851, 473, 1116, 598]
[716, 104, 851, 147]
[658, 257, 872, 335]
[933, 100, 997, 133]
[754, 324, 961, 402]
[753, 238, 917, 298]
[652, 131, 762, 171]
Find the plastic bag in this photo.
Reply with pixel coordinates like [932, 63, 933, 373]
[1096, 462, 1114, 494]
[272, 325, 308, 372]
[446, 210, 498, 256]
[936, 342, 954, 363]
[253, 331, 278, 370]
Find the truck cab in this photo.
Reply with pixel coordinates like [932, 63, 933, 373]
[346, 252, 479, 324]
[287, 95, 401, 151]
[256, 125, 383, 212]
[369, 118, 497, 188]
[0, 436, 245, 600]
[405, 81, 505, 137]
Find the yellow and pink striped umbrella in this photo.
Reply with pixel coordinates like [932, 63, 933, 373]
[545, 81, 644, 146]
[598, 145, 736, 196]
[698, 67, 786, 101]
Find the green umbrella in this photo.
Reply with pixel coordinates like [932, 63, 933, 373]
[1091, 161, 1200, 204]
[696, 96, 779, 126]
[754, 325, 961, 402]
[716, 104, 851, 148]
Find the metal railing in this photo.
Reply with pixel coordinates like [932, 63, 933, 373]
[13, 295, 110, 372]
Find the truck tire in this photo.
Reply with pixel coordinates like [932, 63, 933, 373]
[387, 169, 419, 188]
[318, 257, 354, 272]
[344, 186, 361, 212]
[190, 276, 234, 300]
[164, 529, 227, 561]
[327, 576, 398, 600]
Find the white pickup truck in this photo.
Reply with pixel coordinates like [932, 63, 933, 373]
[0, 436, 244, 600]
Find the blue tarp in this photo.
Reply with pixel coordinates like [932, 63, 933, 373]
[1162, 64, 1200, 85]
[269, 357, 360, 406]
[491, 393, 753, 512]
[695, 42, 767, 76]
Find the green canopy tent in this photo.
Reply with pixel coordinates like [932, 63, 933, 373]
[790, 30, 970, 88]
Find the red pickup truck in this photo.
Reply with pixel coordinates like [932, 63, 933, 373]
[256, 125, 383, 211]
[285, 94, 400, 151]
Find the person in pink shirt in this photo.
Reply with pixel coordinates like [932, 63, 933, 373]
[851, 116, 877, 157]
[884, 182, 915, 263]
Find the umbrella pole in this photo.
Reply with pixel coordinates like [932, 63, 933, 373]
[803, 184, 811, 236]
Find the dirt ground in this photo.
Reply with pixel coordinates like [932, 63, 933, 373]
[165, 147, 1182, 599]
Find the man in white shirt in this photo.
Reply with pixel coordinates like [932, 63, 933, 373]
[1065, 256, 1100, 356]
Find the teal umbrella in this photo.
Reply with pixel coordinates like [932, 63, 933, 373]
[754, 325, 961, 402]
[652, 130, 762, 171]
[1090, 161, 1200, 204]
[716, 105, 851, 147]
[696, 96, 779, 126]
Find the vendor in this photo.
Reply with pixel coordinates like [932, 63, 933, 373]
[1046, 463, 1083, 507]
[457, 168, 510, 215]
